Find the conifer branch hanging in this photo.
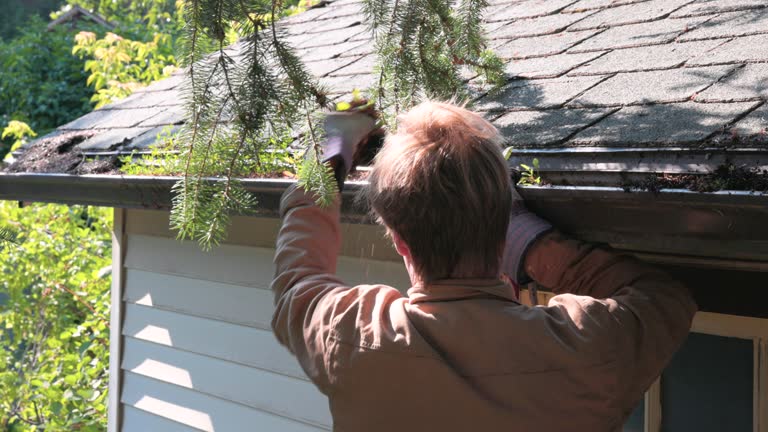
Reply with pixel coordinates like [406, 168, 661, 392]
[364, 0, 505, 118]
[172, 0, 505, 248]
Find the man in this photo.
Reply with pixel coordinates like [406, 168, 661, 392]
[271, 101, 696, 431]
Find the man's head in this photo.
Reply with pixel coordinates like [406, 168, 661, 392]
[366, 101, 512, 283]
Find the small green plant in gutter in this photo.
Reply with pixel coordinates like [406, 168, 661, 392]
[503, 147, 542, 186]
[518, 158, 542, 186]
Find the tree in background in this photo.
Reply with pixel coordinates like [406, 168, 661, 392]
[0, 203, 112, 431]
[0, 16, 94, 158]
[0, 0, 63, 41]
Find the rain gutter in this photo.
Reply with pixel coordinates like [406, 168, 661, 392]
[1, 172, 767, 271]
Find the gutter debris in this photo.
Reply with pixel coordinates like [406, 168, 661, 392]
[622, 163, 768, 194]
[5, 131, 119, 175]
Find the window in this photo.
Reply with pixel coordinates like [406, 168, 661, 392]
[638, 312, 768, 432]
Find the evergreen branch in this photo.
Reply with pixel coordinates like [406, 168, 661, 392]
[0, 226, 20, 251]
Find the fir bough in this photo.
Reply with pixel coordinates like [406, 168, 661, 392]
[0, 225, 20, 251]
[171, 0, 333, 249]
[172, 0, 504, 248]
[364, 0, 505, 118]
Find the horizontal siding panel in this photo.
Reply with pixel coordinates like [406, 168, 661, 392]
[125, 209, 400, 262]
[123, 405, 200, 432]
[122, 372, 327, 432]
[125, 234, 275, 288]
[125, 234, 410, 290]
[124, 269, 274, 328]
[122, 337, 331, 427]
[122, 303, 306, 379]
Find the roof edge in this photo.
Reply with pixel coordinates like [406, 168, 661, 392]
[1, 173, 767, 270]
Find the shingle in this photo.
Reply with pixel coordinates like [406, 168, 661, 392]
[320, 74, 375, 94]
[291, 24, 367, 49]
[329, 54, 375, 76]
[279, 5, 335, 24]
[678, 8, 768, 41]
[504, 51, 607, 78]
[569, 64, 737, 106]
[567, 101, 761, 145]
[730, 102, 768, 142]
[136, 106, 186, 127]
[569, 40, 724, 75]
[490, 12, 592, 37]
[60, 107, 168, 130]
[281, 14, 363, 35]
[297, 39, 372, 62]
[567, 16, 706, 52]
[474, 75, 608, 111]
[127, 125, 184, 150]
[562, 0, 650, 13]
[320, 1, 364, 19]
[77, 128, 152, 151]
[493, 107, 616, 146]
[697, 63, 768, 102]
[136, 73, 185, 92]
[107, 89, 183, 109]
[306, 56, 362, 77]
[494, 29, 602, 59]
[568, 0, 692, 30]
[686, 34, 768, 66]
[670, 0, 767, 18]
[485, 0, 579, 21]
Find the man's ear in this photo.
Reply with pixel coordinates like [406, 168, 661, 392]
[390, 231, 411, 259]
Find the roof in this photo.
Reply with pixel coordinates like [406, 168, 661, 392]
[2, 0, 768, 270]
[47, 5, 115, 31]
[8, 0, 768, 182]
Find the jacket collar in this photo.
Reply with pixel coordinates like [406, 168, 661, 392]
[407, 278, 520, 305]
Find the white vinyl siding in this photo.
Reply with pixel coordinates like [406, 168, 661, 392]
[115, 209, 409, 431]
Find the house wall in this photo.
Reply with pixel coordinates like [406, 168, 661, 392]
[111, 208, 410, 432]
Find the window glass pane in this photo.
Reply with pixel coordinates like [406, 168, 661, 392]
[661, 332, 753, 432]
[623, 397, 644, 432]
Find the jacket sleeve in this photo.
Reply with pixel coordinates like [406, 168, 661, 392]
[524, 232, 698, 408]
[270, 184, 350, 393]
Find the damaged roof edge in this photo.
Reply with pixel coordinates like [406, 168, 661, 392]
[1, 172, 767, 271]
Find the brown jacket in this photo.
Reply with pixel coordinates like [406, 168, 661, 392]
[271, 185, 697, 432]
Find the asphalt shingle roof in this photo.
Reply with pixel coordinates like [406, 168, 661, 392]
[12, 0, 768, 173]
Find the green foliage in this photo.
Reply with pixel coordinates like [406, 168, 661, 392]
[518, 158, 542, 186]
[0, 15, 93, 157]
[60, 0, 184, 40]
[296, 146, 339, 208]
[172, 0, 503, 248]
[169, 0, 331, 249]
[0, 226, 20, 252]
[0, 0, 63, 41]
[364, 0, 505, 118]
[73, 30, 178, 107]
[0, 203, 112, 431]
[1, 121, 37, 154]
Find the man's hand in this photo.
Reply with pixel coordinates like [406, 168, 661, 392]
[321, 112, 377, 188]
[501, 185, 553, 285]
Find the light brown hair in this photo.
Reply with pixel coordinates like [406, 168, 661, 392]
[366, 101, 512, 282]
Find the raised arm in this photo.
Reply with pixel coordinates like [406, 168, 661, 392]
[271, 111, 376, 392]
[502, 194, 697, 409]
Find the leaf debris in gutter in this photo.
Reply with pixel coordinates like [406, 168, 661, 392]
[4, 131, 119, 175]
[622, 163, 768, 194]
